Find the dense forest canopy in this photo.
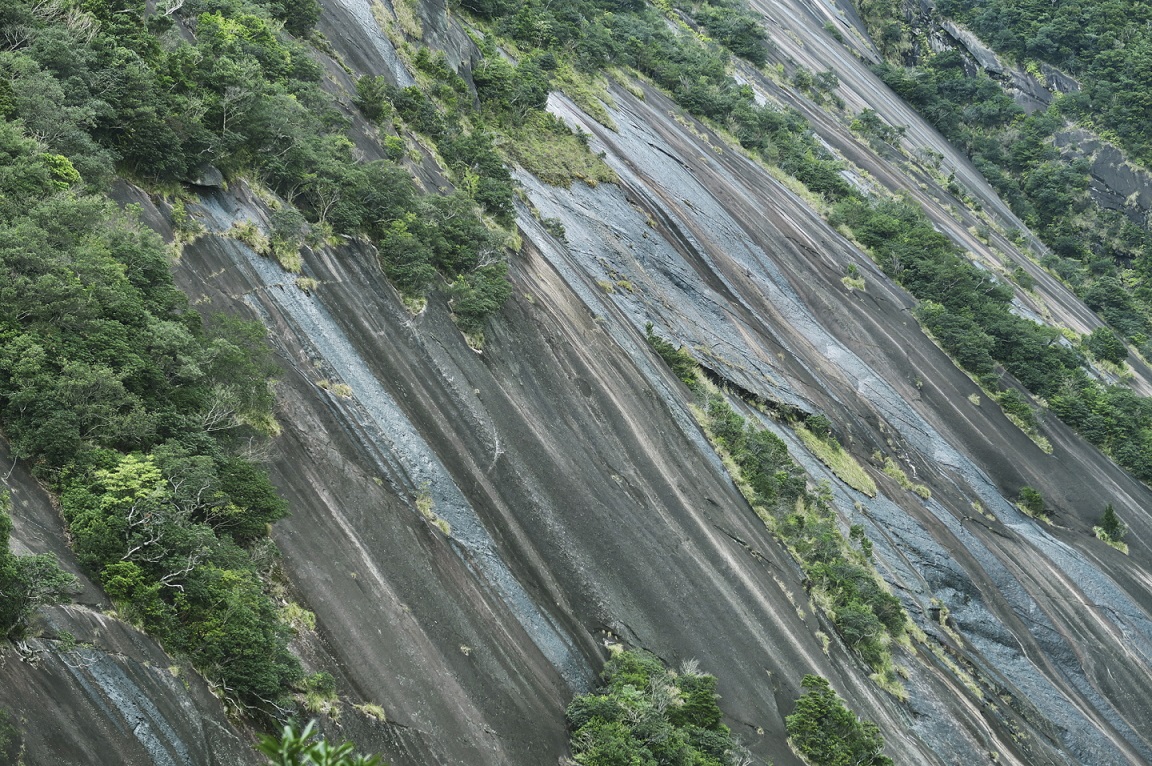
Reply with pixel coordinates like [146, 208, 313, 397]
[938, 0, 1152, 162]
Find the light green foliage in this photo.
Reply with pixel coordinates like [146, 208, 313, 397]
[502, 113, 618, 188]
[566, 648, 745, 766]
[796, 425, 878, 497]
[0, 121, 297, 707]
[0, 0, 513, 333]
[786, 675, 893, 766]
[298, 671, 340, 716]
[466, 0, 855, 201]
[257, 721, 384, 765]
[879, 457, 931, 500]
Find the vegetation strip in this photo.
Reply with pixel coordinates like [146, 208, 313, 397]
[646, 330, 908, 688]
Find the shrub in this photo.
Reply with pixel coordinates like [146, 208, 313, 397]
[256, 721, 383, 765]
[1017, 486, 1047, 518]
[566, 648, 745, 766]
[0, 494, 78, 639]
[1085, 327, 1128, 365]
[448, 263, 513, 334]
[786, 675, 893, 766]
[645, 324, 699, 390]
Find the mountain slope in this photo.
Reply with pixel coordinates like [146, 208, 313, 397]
[4, 0, 1152, 764]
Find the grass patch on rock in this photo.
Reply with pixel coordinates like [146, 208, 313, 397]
[796, 425, 877, 497]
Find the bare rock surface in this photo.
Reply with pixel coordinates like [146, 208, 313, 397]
[7, 0, 1152, 763]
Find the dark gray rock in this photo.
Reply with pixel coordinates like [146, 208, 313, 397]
[186, 164, 224, 189]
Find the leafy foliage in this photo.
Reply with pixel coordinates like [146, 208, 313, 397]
[2, 0, 513, 334]
[786, 675, 892, 766]
[258, 721, 384, 765]
[458, 0, 854, 201]
[645, 324, 699, 391]
[693, 1, 770, 65]
[0, 492, 78, 640]
[566, 648, 745, 766]
[937, 0, 1152, 165]
[0, 121, 299, 706]
[1017, 486, 1047, 518]
[647, 326, 905, 671]
[702, 397, 904, 670]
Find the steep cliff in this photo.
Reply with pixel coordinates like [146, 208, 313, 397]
[5, 0, 1152, 764]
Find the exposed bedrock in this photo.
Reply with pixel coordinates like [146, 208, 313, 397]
[5, 0, 1152, 762]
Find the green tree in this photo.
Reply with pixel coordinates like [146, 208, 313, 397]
[785, 675, 892, 766]
[1085, 328, 1128, 365]
[567, 649, 743, 766]
[1098, 504, 1127, 542]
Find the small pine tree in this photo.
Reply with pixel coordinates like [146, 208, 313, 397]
[1099, 504, 1127, 542]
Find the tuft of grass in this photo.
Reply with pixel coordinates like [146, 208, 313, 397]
[416, 486, 452, 537]
[554, 64, 618, 130]
[354, 702, 387, 722]
[401, 294, 427, 315]
[841, 275, 866, 291]
[271, 240, 302, 273]
[279, 601, 317, 634]
[296, 276, 319, 292]
[1004, 412, 1054, 453]
[392, 0, 422, 38]
[330, 383, 354, 399]
[228, 220, 269, 254]
[297, 672, 340, 719]
[880, 457, 931, 499]
[502, 113, 618, 188]
[796, 426, 877, 497]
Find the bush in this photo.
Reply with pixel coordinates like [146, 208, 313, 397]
[645, 324, 699, 390]
[702, 396, 903, 668]
[694, 4, 769, 65]
[1085, 327, 1128, 365]
[786, 675, 893, 766]
[0, 493, 78, 640]
[1018, 486, 1047, 518]
[566, 648, 745, 766]
[448, 263, 512, 334]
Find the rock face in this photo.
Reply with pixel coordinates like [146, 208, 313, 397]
[6, 0, 1152, 764]
[1054, 129, 1152, 227]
